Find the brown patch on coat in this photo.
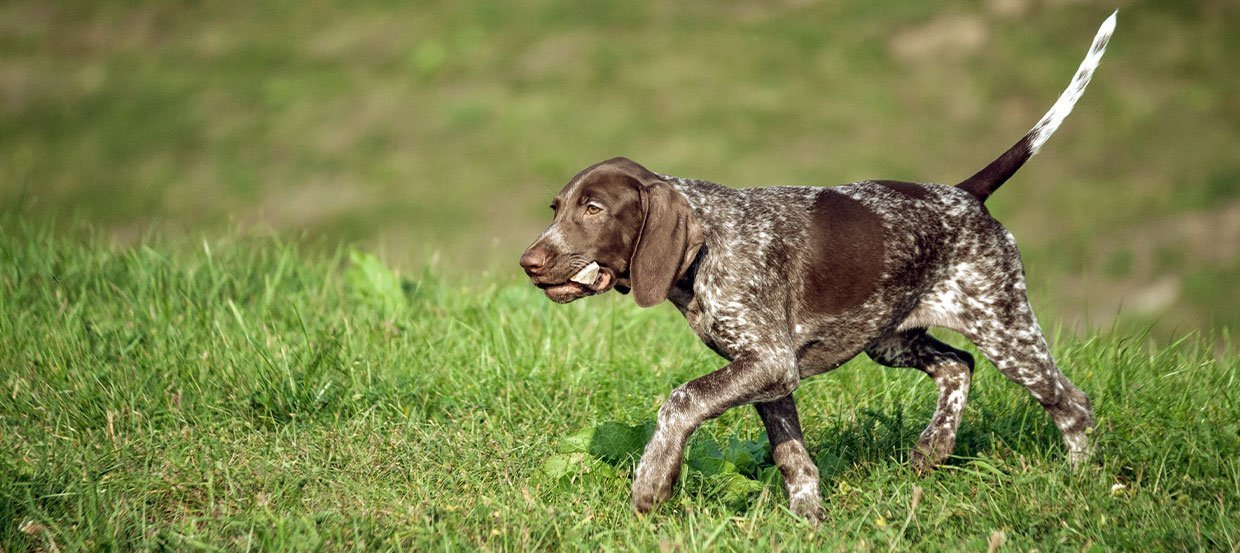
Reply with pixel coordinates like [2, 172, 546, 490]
[876, 180, 930, 200]
[801, 189, 887, 314]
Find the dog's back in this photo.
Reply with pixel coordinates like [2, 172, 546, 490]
[522, 12, 1118, 520]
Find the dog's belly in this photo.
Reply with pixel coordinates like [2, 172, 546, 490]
[789, 294, 915, 378]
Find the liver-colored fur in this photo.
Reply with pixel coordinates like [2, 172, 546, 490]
[520, 12, 1116, 521]
[522, 160, 1094, 521]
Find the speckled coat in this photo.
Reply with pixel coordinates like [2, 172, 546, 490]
[520, 12, 1116, 521]
[636, 174, 1093, 520]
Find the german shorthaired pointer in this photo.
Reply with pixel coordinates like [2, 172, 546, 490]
[521, 13, 1116, 521]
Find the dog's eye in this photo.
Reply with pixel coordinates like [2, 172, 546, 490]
[584, 204, 603, 215]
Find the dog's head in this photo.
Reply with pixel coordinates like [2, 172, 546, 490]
[520, 157, 702, 307]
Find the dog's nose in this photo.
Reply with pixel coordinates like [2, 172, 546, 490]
[520, 248, 549, 276]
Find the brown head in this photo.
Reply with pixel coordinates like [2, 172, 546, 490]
[520, 157, 703, 307]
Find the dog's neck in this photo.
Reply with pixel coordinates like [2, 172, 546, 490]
[662, 176, 730, 310]
[667, 244, 705, 308]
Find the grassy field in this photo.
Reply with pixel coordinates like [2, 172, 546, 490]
[1, 0, 1238, 337]
[2, 1, 1238, 550]
[2, 220, 1236, 551]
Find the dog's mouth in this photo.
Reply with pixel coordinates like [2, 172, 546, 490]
[534, 262, 616, 303]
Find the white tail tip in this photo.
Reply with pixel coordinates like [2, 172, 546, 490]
[1028, 10, 1117, 155]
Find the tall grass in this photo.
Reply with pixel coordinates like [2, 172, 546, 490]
[1, 220, 1236, 550]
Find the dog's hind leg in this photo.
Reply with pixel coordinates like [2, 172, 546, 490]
[950, 248, 1095, 467]
[754, 395, 823, 522]
[867, 330, 975, 473]
[965, 298, 1095, 467]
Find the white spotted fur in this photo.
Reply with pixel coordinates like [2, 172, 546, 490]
[539, 12, 1118, 520]
[1029, 11, 1117, 154]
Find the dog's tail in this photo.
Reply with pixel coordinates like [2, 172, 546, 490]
[957, 11, 1116, 202]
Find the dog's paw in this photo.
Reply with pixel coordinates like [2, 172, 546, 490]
[1067, 448, 1092, 470]
[631, 433, 687, 515]
[789, 494, 825, 525]
[631, 462, 678, 515]
[909, 435, 956, 475]
[909, 449, 943, 475]
[631, 476, 675, 514]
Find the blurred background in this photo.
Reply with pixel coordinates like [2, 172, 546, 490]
[1, 0, 1236, 343]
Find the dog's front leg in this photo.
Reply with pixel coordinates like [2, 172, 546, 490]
[632, 350, 799, 514]
[755, 395, 823, 523]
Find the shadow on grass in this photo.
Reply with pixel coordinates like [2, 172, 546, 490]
[809, 399, 1064, 484]
[547, 398, 1067, 510]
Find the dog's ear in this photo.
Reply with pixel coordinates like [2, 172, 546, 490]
[630, 178, 702, 308]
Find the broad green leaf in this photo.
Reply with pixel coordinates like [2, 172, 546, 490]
[559, 425, 597, 454]
[704, 472, 765, 510]
[588, 421, 651, 464]
[541, 453, 582, 479]
[723, 436, 762, 476]
[687, 439, 726, 474]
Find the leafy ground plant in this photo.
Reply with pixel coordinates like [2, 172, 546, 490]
[542, 420, 780, 511]
[1, 219, 1237, 550]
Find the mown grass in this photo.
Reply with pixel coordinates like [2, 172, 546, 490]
[2, 219, 1237, 551]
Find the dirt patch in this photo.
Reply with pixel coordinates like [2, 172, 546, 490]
[889, 14, 989, 63]
[1091, 202, 1240, 275]
[985, 0, 1031, 19]
[519, 32, 594, 80]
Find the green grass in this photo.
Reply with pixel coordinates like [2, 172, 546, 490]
[1, 2, 1235, 548]
[2, 220, 1237, 551]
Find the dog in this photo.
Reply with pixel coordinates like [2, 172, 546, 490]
[521, 12, 1116, 521]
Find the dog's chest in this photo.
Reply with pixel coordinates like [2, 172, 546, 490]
[671, 291, 750, 360]
[668, 290, 722, 356]
[670, 258, 787, 360]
